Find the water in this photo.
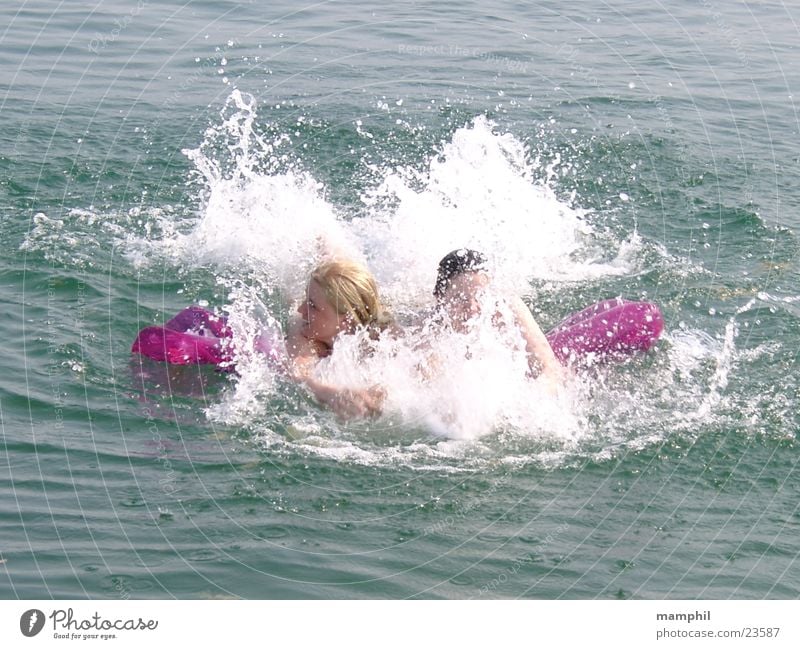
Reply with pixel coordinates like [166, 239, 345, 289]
[2, 0, 799, 599]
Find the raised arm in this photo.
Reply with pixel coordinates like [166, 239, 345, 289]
[509, 297, 565, 391]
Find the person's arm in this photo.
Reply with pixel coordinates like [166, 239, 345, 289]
[285, 318, 385, 419]
[306, 381, 385, 419]
[509, 297, 565, 392]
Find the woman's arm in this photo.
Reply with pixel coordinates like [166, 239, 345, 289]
[285, 318, 385, 419]
[509, 297, 565, 391]
[303, 379, 386, 419]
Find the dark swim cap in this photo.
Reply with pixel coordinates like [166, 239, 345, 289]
[433, 249, 488, 299]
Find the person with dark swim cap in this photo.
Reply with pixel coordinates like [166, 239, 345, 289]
[433, 248, 490, 300]
[432, 248, 565, 391]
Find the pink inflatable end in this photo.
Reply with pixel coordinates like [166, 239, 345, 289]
[546, 300, 664, 365]
[131, 325, 232, 366]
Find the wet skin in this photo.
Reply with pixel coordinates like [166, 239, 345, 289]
[297, 279, 351, 350]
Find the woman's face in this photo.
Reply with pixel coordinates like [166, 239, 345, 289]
[439, 271, 490, 332]
[297, 279, 350, 347]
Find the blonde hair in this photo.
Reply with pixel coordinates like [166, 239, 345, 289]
[311, 260, 393, 331]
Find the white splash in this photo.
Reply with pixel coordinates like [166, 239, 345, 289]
[127, 91, 742, 468]
[352, 115, 635, 311]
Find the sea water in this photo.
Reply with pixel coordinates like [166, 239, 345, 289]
[2, 0, 799, 599]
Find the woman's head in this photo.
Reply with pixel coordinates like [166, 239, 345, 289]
[298, 260, 390, 346]
[434, 249, 490, 329]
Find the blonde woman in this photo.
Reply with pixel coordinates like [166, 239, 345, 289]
[286, 259, 395, 419]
